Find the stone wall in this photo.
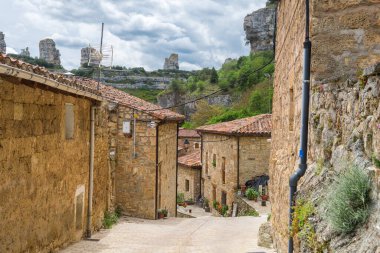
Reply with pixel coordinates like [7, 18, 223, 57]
[202, 134, 238, 209]
[239, 136, 271, 186]
[178, 136, 201, 157]
[270, 0, 380, 252]
[178, 164, 201, 201]
[158, 122, 178, 217]
[0, 75, 109, 252]
[108, 105, 157, 219]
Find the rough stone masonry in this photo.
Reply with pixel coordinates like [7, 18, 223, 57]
[0, 32, 6, 54]
[39, 38, 61, 65]
[269, 0, 380, 252]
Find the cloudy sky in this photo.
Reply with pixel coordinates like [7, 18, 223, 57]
[1, 0, 266, 71]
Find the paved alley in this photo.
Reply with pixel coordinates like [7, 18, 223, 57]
[60, 215, 275, 253]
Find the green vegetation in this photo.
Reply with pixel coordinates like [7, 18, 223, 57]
[103, 209, 122, 229]
[242, 209, 259, 217]
[291, 199, 326, 252]
[177, 193, 185, 204]
[245, 188, 259, 200]
[7, 53, 64, 70]
[372, 154, 380, 168]
[324, 166, 372, 234]
[120, 88, 161, 103]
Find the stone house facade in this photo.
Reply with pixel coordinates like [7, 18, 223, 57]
[178, 128, 201, 157]
[0, 54, 109, 252]
[197, 114, 272, 211]
[178, 151, 202, 201]
[270, 0, 380, 252]
[82, 81, 184, 220]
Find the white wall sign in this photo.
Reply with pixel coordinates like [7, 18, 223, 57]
[123, 121, 131, 134]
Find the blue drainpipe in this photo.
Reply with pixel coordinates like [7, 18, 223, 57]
[288, 0, 311, 252]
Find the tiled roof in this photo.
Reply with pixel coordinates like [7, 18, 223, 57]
[178, 151, 201, 168]
[79, 78, 185, 121]
[0, 53, 184, 121]
[178, 128, 200, 138]
[197, 114, 272, 136]
[0, 53, 101, 97]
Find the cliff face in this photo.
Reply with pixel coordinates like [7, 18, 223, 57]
[163, 53, 179, 70]
[244, 4, 276, 53]
[39, 38, 61, 65]
[0, 32, 6, 54]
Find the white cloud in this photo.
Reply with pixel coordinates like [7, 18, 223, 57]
[1, 0, 267, 70]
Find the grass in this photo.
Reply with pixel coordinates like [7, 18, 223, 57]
[324, 166, 372, 233]
[103, 209, 122, 229]
[120, 88, 161, 103]
[242, 209, 259, 217]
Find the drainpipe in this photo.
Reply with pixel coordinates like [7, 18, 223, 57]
[200, 134, 203, 198]
[86, 106, 96, 238]
[289, 0, 311, 252]
[175, 123, 179, 217]
[237, 136, 240, 189]
[155, 123, 160, 219]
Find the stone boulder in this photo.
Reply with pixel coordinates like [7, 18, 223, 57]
[258, 221, 273, 248]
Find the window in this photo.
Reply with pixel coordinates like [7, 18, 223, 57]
[222, 157, 226, 184]
[221, 191, 227, 206]
[212, 154, 216, 167]
[194, 142, 200, 149]
[65, 103, 74, 139]
[289, 88, 295, 131]
[212, 185, 216, 201]
[185, 179, 190, 192]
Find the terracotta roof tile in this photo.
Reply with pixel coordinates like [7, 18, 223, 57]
[0, 53, 184, 121]
[178, 128, 200, 138]
[178, 151, 201, 168]
[0, 53, 101, 96]
[197, 114, 272, 136]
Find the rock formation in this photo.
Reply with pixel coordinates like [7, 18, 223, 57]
[0, 32, 6, 54]
[163, 53, 179, 70]
[81, 46, 101, 66]
[39, 38, 61, 65]
[20, 47, 30, 57]
[244, 2, 276, 53]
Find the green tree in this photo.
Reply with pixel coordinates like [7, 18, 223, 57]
[210, 67, 218, 84]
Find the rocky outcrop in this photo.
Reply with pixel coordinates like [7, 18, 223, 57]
[244, 2, 276, 53]
[0, 32, 6, 54]
[163, 53, 179, 70]
[39, 38, 61, 65]
[20, 47, 30, 57]
[81, 46, 101, 66]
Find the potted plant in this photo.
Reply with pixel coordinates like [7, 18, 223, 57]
[203, 198, 210, 212]
[157, 209, 165, 219]
[246, 188, 259, 201]
[161, 209, 168, 218]
[261, 194, 269, 201]
[177, 193, 185, 206]
[185, 198, 194, 205]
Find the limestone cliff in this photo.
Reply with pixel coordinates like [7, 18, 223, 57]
[39, 38, 61, 65]
[244, 2, 276, 53]
[163, 53, 179, 70]
[0, 32, 6, 54]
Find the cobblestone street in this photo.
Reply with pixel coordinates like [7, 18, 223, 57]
[60, 215, 275, 253]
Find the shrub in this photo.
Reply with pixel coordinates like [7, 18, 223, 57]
[103, 211, 119, 229]
[324, 166, 372, 233]
[177, 193, 185, 204]
[246, 188, 259, 200]
[220, 205, 229, 216]
[242, 209, 259, 217]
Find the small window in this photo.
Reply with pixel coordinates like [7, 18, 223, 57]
[194, 142, 200, 149]
[222, 157, 226, 184]
[212, 185, 216, 201]
[205, 152, 209, 174]
[65, 103, 74, 139]
[212, 154, 216, 167]
[185, 179, 190, 192]
[221, 191, 227, 205]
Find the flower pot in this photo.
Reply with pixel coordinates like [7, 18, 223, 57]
[261, 200, 267, 206]
[158, 212, 165, 219]
[261, 195, 269, 201]
[204, 206, 210, 212]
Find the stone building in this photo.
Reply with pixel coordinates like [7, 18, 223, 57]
[0, 32, 6, 54]
[0, 53, 109, 252]
[197, 114, 272, 210]
[83, 80, 185, 220]
[270, 0, 380, 252]
[163, 53, 179, 70]
[178, 128, 201, 156]
[39, 38, 61, 65]
[178, 151, 202, 201]
[244, 1, 276, 53]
